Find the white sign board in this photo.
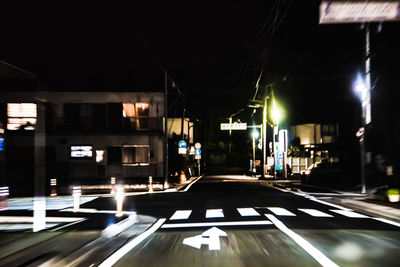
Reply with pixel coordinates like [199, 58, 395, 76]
[320, 1, 400, 24]
[179, 148, 187, 155]
[220, 123, 247, 130]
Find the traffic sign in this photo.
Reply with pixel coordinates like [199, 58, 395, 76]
[178, 140, 187, 148]
[179, 148, 187, 155]
[194, 142, 201, 149]
[195, 154, 201, 160]
[189, 146, 195, 155]
[195, 149, 201, 155]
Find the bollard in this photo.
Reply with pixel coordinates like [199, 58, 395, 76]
[115, 185, 124, 217]
[72, 186, 81, 212]
[0, 186, 9, 211]
[110, 177, 116, 194]
[180, 171, 186, 184]
[50, 178, 57, 196]
[149, 176, 153, 193]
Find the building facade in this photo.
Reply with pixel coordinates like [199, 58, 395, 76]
[0, 92, 165, 196]
[290, 123, 339, 161]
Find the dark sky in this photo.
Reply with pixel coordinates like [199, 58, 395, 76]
[1, 0, 399, 126]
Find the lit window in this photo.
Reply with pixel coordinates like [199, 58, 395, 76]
[96, 150, 105, 162]
[7, 103, 37, 130]
[122, 103, 136, 118]
[70, 145, 93, 158]
[122, 103, 149, 129]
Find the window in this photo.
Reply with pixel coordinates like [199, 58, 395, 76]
[7, 103, 37, 130]
[122, 146, 150, 165]
[122, 103, 149, 129]
[107, 145, 150, 165]
[70, 145, 93, 158]
[321, 124, 336, 136]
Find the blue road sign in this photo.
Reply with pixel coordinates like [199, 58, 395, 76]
[195, 149, 201, 155]
[178, 140, 187, 148]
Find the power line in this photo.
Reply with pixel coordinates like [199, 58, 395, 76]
[119, 0, 184, 96]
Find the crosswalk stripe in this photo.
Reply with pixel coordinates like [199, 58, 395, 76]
[206, 209, 224, 218]
[170, 210, 192, 220]
[298, 209, 333, 217]
[267, 207, 296, 216]
[237, 208, 261, 216]
[330, 209, 369, 218]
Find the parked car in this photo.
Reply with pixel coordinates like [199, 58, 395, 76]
[302, 161, 340, 185]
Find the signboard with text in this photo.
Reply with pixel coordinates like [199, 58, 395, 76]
[220, 123, 247, 130]
[319, 1, 400, 24]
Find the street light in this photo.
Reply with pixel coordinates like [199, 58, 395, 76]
[252, 129, 259, 174]
[353, 73, 367, 194]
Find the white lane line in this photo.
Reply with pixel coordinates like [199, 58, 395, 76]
[373, 217, 400, 228]
[206, 209, 224, 218]
[50, 218, 87, 232]
[267, 207, 296, 216]
[170, 210, 192, 220]
[182, 175, 204, 192]
[161, 220, 273, 229]
[330, 209, 369, 218]
[298, 209, 333, 218]
[307, 196, 352, 211]
[60, 208, 137, 215]
[266, 214, 339, 267]
[237, 208, 261, 216]
[0, 216, 85, 223]
[98, 218, 166, 267]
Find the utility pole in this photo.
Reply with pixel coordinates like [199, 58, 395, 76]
[164, 71, 169, 188]
[261, 95, 268, 179]
[181, 94, 186, 140]
[360, 23, 371, 194]
[228, 116, 232, 164]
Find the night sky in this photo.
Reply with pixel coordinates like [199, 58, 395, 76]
[1, 0, 399, 129]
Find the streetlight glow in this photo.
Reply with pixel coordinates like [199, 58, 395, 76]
[354, 73, 367, 102]
[271, 99, 283, 125]
[252, 129, 259, 139]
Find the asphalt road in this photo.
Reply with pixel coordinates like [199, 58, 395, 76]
[88, 175, 400, 267]
[1, 175, 400, 266]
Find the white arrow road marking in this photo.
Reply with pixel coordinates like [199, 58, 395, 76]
[183, 234, 204, 249]
[183, 227, 227, 251]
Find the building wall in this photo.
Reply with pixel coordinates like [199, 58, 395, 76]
[1, 92, 166, 195]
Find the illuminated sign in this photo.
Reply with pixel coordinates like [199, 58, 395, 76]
[220, 123, 247, 130]
[70, 145, 93, 158]
[0, 138, 4, 151]
[320, 1, 400, 24]
[178, 140, 187, 148]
